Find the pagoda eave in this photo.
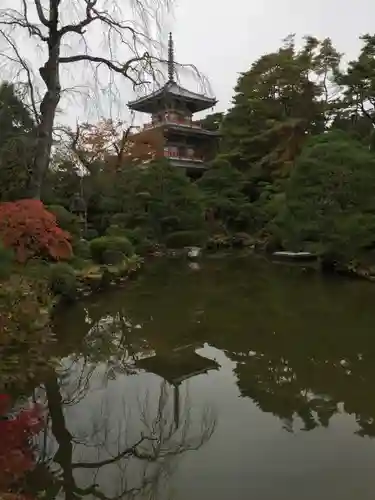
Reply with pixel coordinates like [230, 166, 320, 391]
[136, 347, 220, 385]
[164, 124, 220, 136]
[128, 99, 217, 114]
[127, 82, 217, 114]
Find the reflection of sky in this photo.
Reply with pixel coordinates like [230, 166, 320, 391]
[36, 343, 375, 500]
[4, 0, 375, 127]
[38, 258, 375, 500]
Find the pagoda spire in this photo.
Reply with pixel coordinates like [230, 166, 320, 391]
[168, 32, 175, 83]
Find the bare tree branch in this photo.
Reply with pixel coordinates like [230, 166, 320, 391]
[0, 0, 207, 197]
[58, 53, 151, 88]
[71, 435, 156, 469]
[0, 30, 40, 123]
[33, 0, 50, 27]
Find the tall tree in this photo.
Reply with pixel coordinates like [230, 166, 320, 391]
[334, 34, 375, 146]
[0, 82, 36, 200]
[278, 131, 375, 261]
[337, 34, 375, 126]
[0, 0, 174, 198]
[222, 36, 340, 184]
[197, 112, 225, 132]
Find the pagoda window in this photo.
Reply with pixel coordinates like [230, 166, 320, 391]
[166, 110, 178, 122]
[187, 147, 195, 158]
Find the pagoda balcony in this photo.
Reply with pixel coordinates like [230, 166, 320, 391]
[163, 147, 204, 163]
[143, 116, 202, 130]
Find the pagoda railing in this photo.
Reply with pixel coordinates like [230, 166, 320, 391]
[163, 147, 203, 162]
[143, 117, 202, 130]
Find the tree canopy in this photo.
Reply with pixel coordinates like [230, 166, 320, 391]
[277, 131, 375, 259]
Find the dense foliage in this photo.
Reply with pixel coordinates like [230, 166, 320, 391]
[0, 199, 72, 262]
[278, 132, 375, 259]
[2, 32, 375, 266]
[90, 236, 134, 263]
[2, 29, 375, 500]
[0, 394, 44, 494]
[0, 83, 36, 201]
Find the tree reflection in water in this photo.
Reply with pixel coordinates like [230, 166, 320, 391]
[50, 257, 375, 439]
[31, 312, 216, 500]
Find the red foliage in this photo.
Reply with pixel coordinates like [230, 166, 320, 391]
[0, 199, 72, 262]
[0, 394, 44, 492]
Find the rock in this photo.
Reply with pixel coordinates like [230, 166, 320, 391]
[187, 247, 201, 259]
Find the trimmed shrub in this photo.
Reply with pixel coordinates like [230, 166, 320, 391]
[136, 238, 157, 255]
[112, 213, 128, 227]
[47, 205, 81, 236]
[48, 262, 78, 300]
[121, 227, 151, 246]
[102, 250, 125, 265]
[165, 230, 207, 249]
[83, 227, 99, 241]
[106, 225, 128, 237]
[0, 199, 72, 262]
[72, 238, 91, 259]
[90, 236, 134, 263]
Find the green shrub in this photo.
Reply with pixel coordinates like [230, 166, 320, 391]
[136, 238, 157, 255]
[0, 240, 14, 279]
[112, 213, 129, 227]
[102, 250, 126, 265]
[47, 205, 81, 236]
[72, 238, 91, 259]
[106, 225, 128, 237]
[49, 262, 78, 300]
[90, 236, 134, 263]
[83, 227, 99, 241]
[70, 256, 90, 270]
[165, 230, 207, 249]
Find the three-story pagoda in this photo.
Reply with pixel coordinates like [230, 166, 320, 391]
[127, 33, 219, 175]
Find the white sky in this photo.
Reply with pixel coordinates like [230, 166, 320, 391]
[2, 0, 375, 126]
[169, 0, 375, 115]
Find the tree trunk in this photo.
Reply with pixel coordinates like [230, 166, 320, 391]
[29, 29, 61, 199]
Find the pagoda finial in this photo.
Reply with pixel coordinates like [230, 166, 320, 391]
[168, 32, 175, 82]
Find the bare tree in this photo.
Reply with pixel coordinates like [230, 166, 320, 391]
[0, 0, 174, 199]
[37, 371, 216, 500]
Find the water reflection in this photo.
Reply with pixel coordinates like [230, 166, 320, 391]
[51, 256, 375, 439]
[16, 256, 375, 499]
[33, 361, 216, 500]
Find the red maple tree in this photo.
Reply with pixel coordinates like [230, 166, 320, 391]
[0, 199, 72, 262]
[0, 394, 44, 495]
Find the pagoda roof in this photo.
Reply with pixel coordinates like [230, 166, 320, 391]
[127, 81, 217, 114]
[136, 345, 219, 385]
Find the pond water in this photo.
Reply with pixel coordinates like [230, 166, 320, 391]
[25, 256, 375, 499]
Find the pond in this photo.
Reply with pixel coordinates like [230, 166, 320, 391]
[16, 255, 375, 499]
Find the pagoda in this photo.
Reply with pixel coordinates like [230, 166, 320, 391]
[136, 343, 219, 429]
[127, 33, 219, 176]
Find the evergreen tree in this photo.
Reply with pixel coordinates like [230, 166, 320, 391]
[278, 131, 375, 260]
[222, 36, 340, 185]
[0, 82, 36, 201]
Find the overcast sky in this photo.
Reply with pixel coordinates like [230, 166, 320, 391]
[166, 0, 375, 116]
[2, 0, 375, 126]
